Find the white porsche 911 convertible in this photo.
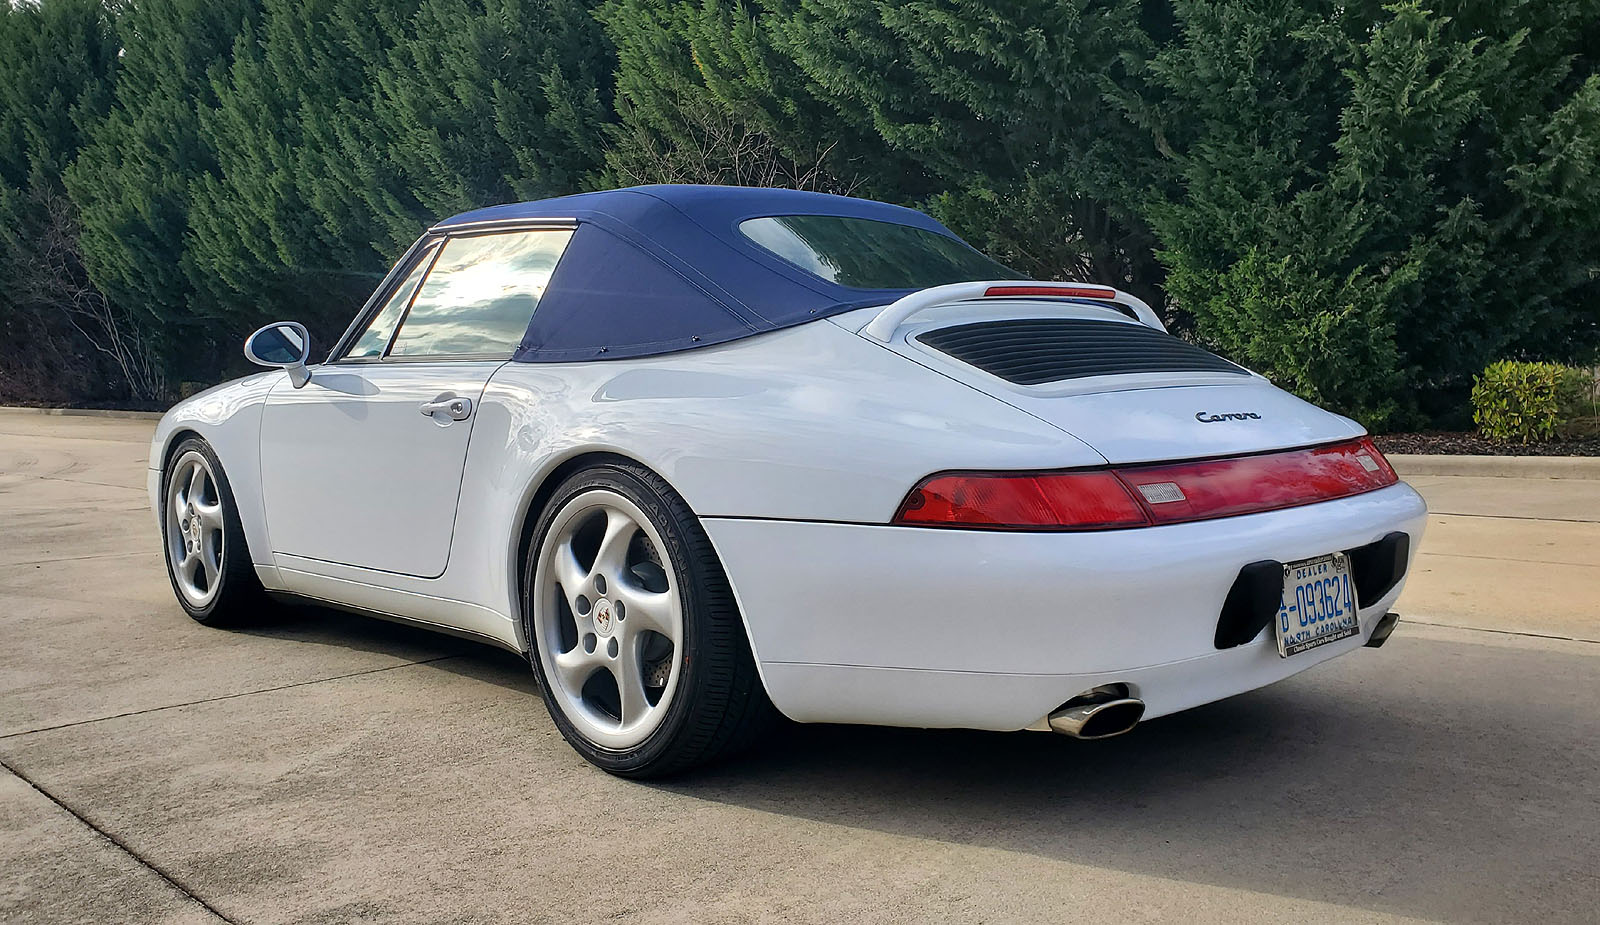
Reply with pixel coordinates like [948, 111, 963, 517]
[149, 185, 1425, 777]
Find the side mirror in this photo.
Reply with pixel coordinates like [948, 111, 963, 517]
[245, 321, 313, 388]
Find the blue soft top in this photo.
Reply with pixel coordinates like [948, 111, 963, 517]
[434, 184, 962, 362]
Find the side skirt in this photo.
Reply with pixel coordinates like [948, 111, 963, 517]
[263, 590, 528, 657]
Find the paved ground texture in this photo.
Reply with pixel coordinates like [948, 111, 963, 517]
[2, 408, 1597, 924]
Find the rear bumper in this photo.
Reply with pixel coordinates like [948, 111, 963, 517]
[705, 482, 1427, 730]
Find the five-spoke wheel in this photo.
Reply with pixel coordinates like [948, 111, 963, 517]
[160, 436, 266, 625]
[525, 461, 774, 777]
[533, 490, 684, 749]
[165, 450, 226, 608]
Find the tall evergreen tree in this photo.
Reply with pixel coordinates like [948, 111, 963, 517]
[763, 0, 1162, 296]
[1136, 0, 1600, 425]
[0, 0, 130, 401]
[599, 0, 893, 195]
[600, 1, 1164, 300]
[347, 0, 616, 258]
[185, 0, 617, 352]
[65, 0, 262, 390]
[186, 0, 418, 349]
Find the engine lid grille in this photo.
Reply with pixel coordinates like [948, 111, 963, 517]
[916, 318, 1247, 386]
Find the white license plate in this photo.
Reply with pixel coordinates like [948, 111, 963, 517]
[1275, 553, 1359, 657]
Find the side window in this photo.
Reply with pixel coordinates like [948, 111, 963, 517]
[346, 245, 437, 359]
[387, 229, 573, 359]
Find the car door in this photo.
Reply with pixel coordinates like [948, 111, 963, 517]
[258, 225, 574, 578]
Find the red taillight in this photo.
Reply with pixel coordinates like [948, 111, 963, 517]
[894, 471, 1150, 530]
[984, 285, 1117, 300]
[893, 438, 1399, 531]
[1116, 437, 1397, 525]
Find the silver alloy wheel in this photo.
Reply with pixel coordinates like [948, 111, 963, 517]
[165, 450, 225, 608]
[533, 489, 685, 750]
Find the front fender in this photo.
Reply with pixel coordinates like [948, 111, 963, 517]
[148, 371, 283, 567]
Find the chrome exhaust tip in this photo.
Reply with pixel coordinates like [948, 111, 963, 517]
[1365, 611, 1401, 648]
[1047, 685, 1145, 740]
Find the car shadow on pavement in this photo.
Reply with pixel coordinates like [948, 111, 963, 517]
[237, 604, 539, 694]
[221, 611, 1597, 923]
[645, 634, 1600, 924]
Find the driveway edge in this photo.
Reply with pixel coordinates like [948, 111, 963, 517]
[0, 405, 165, 421]
[1389, 453, 1600, 480]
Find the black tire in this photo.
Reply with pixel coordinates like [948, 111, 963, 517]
[159, 436, 269, 627]
[523, 460, 775, 778]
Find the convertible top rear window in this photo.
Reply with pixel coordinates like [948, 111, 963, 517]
[740, 215, 1023, 290]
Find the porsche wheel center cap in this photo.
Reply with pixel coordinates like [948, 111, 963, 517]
[593, 598, 615, 636]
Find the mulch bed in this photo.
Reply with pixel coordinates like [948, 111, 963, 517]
[1374, 432, 1600, 457]
[2, 399, 169, 413]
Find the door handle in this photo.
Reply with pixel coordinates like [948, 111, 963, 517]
[420, 395, 473, 422]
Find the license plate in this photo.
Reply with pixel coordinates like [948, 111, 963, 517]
[1275, 553, 1359, 657]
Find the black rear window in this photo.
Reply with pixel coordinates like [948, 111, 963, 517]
[740, 215, 1023, 290]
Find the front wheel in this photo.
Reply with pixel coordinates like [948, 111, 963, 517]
[524, 461, 773, 778]
[160, 437, 267, 626]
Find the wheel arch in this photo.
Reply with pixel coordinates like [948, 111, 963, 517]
[158, 428, 264, 569]
[148, 372, 280, 570]
[506, 449, 771, 700]
[158, 427, 204, 473]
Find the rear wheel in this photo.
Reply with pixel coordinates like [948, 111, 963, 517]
[160, 437, 268, 626]
[524, 461, 773, 778]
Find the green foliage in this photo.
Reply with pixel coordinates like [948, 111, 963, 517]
[0, 0, 130, 402]
[1167, 249, 1402, 425]
[598, 0, 1163, 298]
[597, 0, 882, 193]
[763, 0, 1163, 296]
[184, 0, 616, 358]
[359, 0, 616, 250]
[1471, 360, 1595, 444]
[0, 0, 1595, 423]
[64, 0, 262, 387]
[185, 0, 417, 352]
[1135, 0, 1600, 428]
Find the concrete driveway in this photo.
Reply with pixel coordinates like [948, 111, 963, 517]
[2, 409, 1597, 924]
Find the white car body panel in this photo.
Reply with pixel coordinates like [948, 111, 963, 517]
[147, 372, 278, 579]
[151, 319, 1099, 652]
[837, 301, 1366, 463]
[258, 361, 502, 577]
[705, 482, 1425, 729]
[149, 289, 1425, 732]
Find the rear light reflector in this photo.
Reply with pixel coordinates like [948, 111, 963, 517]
[893, 438, 1399, 531]
[984, 285, 1117, 300]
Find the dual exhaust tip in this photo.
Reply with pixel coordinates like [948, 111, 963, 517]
[1048, 612, 1403, 740]
[1048, 685, 1145, 740]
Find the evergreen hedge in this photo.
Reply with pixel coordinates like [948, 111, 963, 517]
[1, 0, 1596, 427]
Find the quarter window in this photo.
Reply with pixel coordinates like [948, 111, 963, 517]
[388, 229, 573, 358]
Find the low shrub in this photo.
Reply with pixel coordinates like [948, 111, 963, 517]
[1470, 361, 1596, 444]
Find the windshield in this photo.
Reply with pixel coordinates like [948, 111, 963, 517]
[740, 215, 1023, 289]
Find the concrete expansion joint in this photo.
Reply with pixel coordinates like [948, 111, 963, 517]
[0, 756, 239, 925]
[0, 653, 465, 742]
